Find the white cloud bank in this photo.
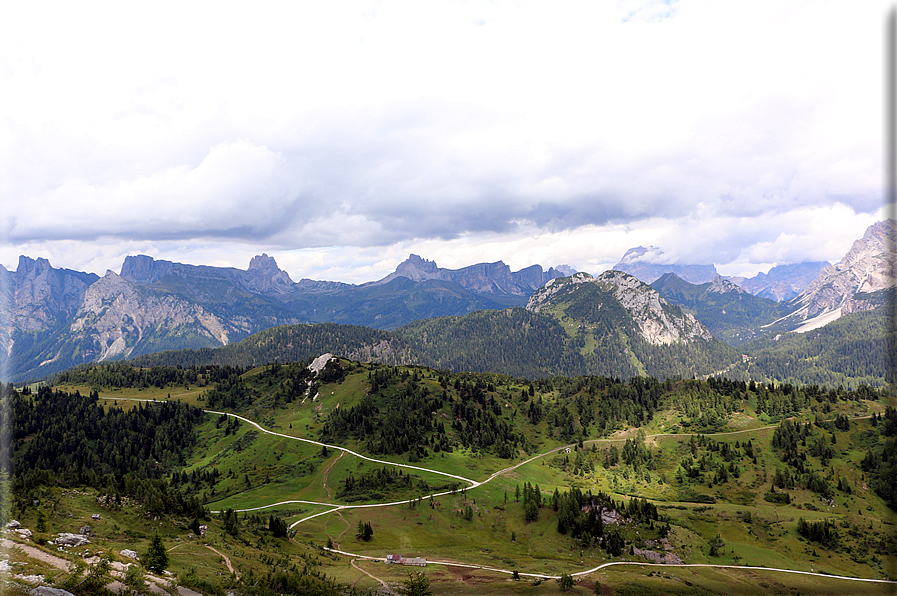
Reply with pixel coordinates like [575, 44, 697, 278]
[0, 0, 890, 282]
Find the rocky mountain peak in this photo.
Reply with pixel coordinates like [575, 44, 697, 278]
[529, 270, 713, 345]
[393, 254, 440, 281]
[120, 255, 172, 285]
[526, 272, 594, 312]
[16, 255, 53, 277]
[707, 275, 744, 295]
[248, 253, 279, 272]
[770, 219, 896, 333]
[244, 254, 293, 292]
[594, 271, 713, 345]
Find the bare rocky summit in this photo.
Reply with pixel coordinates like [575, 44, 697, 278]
[769, 219, 895, 333]
[527, 270, 713, 346]
[70, 271, 234, 361]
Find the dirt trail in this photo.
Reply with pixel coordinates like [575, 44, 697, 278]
[321, 451, 353, 547]
[204, 545, 237, 578]
[1, 538, 71, 572]
[350, 559, 397, 595]
[321, 450, 344, 501]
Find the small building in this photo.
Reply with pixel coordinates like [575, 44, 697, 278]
[385, 554, 426, 566]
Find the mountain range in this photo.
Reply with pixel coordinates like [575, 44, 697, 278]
[613, 246, 830, 301]
[3, 219, 894, 384]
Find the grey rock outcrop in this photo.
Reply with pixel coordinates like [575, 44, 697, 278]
[30, 587, 76, 596]
[54, 533, 90, 547]
[769, 219, 896, 332]
[121, 253, 296, 299]
[69, 271, 233, 361]
[595, 271, 713, 345]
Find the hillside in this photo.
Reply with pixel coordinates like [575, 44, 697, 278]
[8, 358, 894, 596]
[651, 273, 789, 345]
[130, 271, 741, 381]
[724, 305, 893, 389]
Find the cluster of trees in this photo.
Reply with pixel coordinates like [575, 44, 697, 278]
[323, 367, 530, 459]
[550, 488, 656, 555]
[356, 521, 374, 541]
[336, 466, 455, 502]
[9, 384, 207, 519]
[860, 406, 897, 510]
[676, 434, 755, 489]
[796, 518, 839, 548]
[519, 481, 543, 522]
[770, 419, 841, 500]
[53, 361, 245, 389]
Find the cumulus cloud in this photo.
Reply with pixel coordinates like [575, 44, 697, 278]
[0, 0, 888, 280]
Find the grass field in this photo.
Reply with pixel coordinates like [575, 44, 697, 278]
[35, 366, 896, 595]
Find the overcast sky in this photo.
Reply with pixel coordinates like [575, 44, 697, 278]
[1, 1, 891, 284]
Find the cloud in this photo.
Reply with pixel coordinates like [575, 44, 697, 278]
[0, 0, 888, 279]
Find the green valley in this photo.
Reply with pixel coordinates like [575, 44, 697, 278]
[6, 357, 896, 595]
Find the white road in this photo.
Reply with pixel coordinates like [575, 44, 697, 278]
[109, 397, 894, 586]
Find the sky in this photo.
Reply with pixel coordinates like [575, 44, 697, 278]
[0, 0, 892, 284]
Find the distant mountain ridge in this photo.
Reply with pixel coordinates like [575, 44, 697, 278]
[613, 246, 720, 285]
[650, 273, 788, 345]
[730, 261, 830, 302]
[613, 246, 829, 301]
[134, 269, 739, 381]
[0, 252, 572, 380]
[369, 254, 573, 297]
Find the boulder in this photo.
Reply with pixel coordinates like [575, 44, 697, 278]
[54, 533, 90, 547]
[29, 587, 76, 596]
[120, 549, 139, 560]
[6, 520, 21, 529]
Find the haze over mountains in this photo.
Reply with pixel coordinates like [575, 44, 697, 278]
[1, 219, 893, 384]
[613, 246, 830, 302]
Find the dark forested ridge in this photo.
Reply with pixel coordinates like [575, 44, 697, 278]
[724, 309, 892, 389]
[126, 306, 741, 382]
[130, 323, 409, 369]
[8, 384, 208, 519]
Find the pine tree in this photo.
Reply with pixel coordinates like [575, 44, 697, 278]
[143, 533, 169, 573]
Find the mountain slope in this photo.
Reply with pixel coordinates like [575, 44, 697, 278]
[10, 271, 242, 379]
[724, 304, 893, 389]
[651, 273, 789, 345]
[734, 261, 830, 301]
[766, 219, 895, 334]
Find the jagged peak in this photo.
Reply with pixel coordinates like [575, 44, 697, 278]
[248, 253, 279, 271]
[708, 275, 745, 295]
[16, 255, 53, 274]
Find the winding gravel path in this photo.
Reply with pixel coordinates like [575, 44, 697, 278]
[109, 398, 893, 586]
